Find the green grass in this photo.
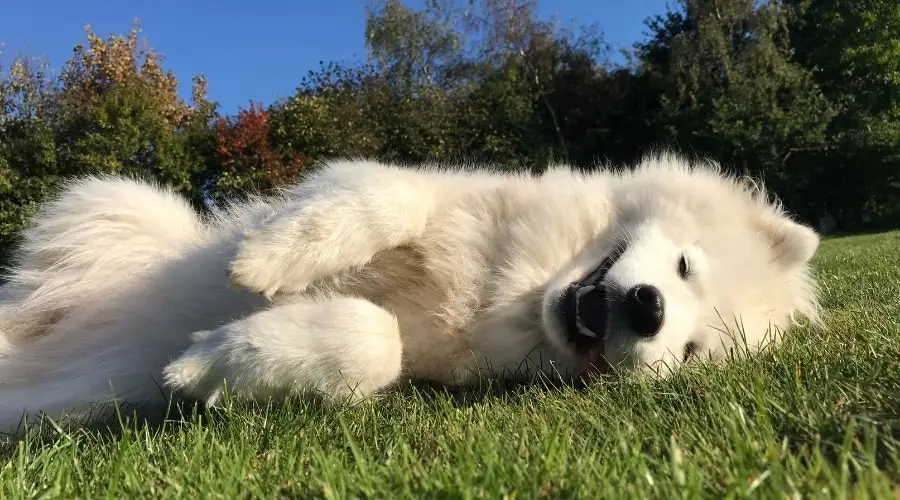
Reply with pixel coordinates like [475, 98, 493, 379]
[3, 232, 900, 498]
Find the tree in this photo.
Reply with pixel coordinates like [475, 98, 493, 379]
[0, 19, 219, 267]
[55, 20, 216, 195]
[787, 0, 900, 228]
[633, 0, 835, 221]
[0, 51, 63, 258]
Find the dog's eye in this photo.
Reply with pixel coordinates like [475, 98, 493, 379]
[677, 254, 690, 279]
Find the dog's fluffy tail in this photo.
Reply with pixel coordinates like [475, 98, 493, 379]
[0, 175, 205, 349]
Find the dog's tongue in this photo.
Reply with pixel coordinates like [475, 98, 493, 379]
[578, 345, 609, 382]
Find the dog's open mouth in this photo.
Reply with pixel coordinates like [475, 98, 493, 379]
[560, 247, 624, 380]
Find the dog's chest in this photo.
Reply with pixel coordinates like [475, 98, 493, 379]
[318, 219, 500, 381]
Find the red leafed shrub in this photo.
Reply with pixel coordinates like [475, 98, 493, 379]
[214, 101, 273, 168]
[212, 101, 306, 194]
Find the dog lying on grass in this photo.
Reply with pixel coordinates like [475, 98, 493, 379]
[0, 154, 821, 435]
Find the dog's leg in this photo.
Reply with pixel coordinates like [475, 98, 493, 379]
[228, 160, 440, 298]
[162, 296, 403, 406]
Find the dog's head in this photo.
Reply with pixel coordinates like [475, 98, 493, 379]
[536, 156, 821, 380]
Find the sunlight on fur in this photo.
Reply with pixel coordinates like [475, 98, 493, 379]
[0, 153, 822, 436]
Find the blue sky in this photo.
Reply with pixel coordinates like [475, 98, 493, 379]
[1, 0, 670, 114]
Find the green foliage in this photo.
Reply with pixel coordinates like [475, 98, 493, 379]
[267, 63, 388, 161]
[365, 0, 462, 89]
[634, 0, 838, 220]
[52, 23, 217, 198]
[0, 21, 216, 261]
[787, 0, 900, 227]
[0, 54, 63, 255]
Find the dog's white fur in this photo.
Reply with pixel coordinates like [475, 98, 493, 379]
[0, 154, 821, 434]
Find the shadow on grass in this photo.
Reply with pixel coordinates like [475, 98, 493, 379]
[0, 367, 589, 456]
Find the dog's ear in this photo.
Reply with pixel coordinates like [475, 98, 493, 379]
[755, 212, 820, 269]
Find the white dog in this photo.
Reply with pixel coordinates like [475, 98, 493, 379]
[0, 154, 821, 434]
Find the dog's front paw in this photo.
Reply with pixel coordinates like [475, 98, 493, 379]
[163, 330, 229, 407]
[228, 241, 294, 299]
[227, 223, 317, 299]
[226, 185, 417, 298]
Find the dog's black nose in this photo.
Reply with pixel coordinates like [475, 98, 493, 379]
[625, 284, 665, 336]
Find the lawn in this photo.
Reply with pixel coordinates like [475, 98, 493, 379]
[2, 231, 899, 498]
